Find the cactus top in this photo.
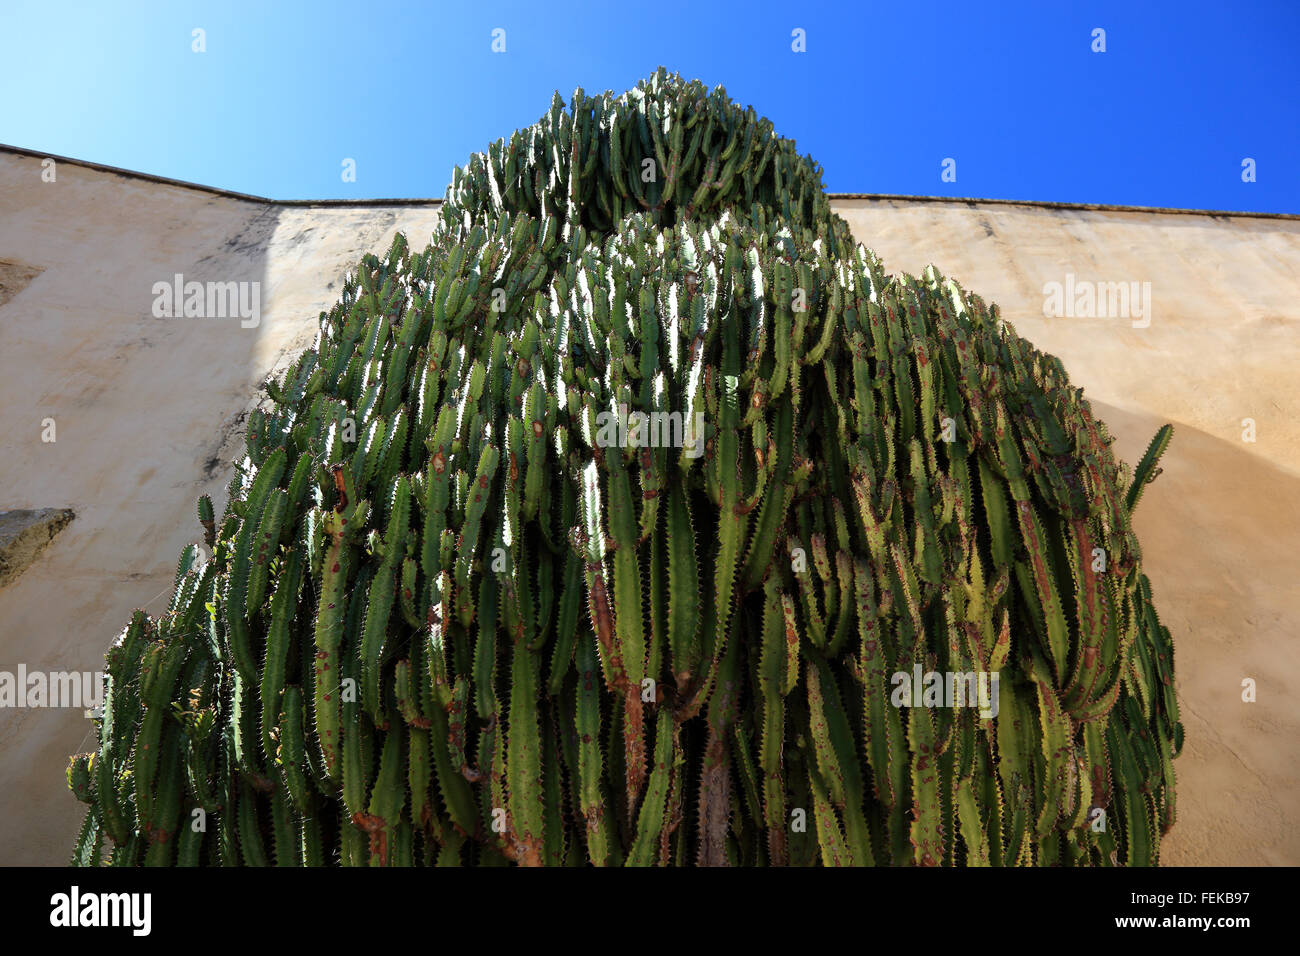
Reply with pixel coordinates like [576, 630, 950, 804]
[438, 67, 856, 255]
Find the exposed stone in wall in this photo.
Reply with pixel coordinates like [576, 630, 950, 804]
[0, 258, 42, 309]
[0, 508, 74, 589]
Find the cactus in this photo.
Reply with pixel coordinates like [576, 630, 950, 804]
[70, 68, 1180, 866]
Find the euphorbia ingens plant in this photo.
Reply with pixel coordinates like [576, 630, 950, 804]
[69, 68, 1180, 866]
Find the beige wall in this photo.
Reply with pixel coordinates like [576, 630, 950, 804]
[1, 149, 1296, 865]
[0, 149, 444, 864]
[835, 199, 1300, 866]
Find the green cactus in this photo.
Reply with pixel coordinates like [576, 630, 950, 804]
[70, 68, 1180, 866]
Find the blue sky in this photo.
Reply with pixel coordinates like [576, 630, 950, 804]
[2, 1, 1296, 212]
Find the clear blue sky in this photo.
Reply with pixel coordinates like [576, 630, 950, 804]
[2, 1, 1296, 212]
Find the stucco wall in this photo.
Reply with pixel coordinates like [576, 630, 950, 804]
[1, 148, 1296, 866]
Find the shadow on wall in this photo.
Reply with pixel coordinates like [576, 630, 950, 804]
[1089, 400, 1300, 867]
[0, 152, 283, 865]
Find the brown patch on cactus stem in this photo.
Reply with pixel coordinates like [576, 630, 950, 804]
[696, 724, 732, 867]
[624, 690, 646, 821]
[588, 573, 628, 692]
[330, 464, 348, 510]
[767, 804, 789, 866]
[351, 812, 391, 866]
[502, 833, 544, 867]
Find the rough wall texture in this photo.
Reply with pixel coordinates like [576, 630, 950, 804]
[1, 148, 1296, 865]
